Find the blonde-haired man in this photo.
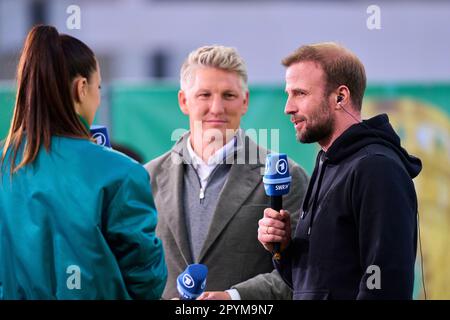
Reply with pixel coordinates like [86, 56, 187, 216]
[146, 45, 309, 299]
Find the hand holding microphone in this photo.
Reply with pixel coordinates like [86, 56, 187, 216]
[260, 154, 292, 260]
[258, 208, 292, 256]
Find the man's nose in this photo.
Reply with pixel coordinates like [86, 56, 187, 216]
[284, 97, 296, 115]
[210, 95, 225, 114]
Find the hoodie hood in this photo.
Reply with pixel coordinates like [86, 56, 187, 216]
[325, 113, 422, 178]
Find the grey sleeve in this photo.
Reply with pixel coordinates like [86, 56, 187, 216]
[231, 162, 309, 300]
[231, 269, 293, 300]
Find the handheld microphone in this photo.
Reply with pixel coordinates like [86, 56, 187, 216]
[177, 264, 208, 300]
[90, 125, 112, 148]
[263, 153, 292, 261]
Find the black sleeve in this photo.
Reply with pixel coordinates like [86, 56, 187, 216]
[352, 155, 417, 300]
[273, 243, 294, 290]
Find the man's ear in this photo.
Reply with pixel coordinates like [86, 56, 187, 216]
[241, 91, 249, 115]
[334, 85, 350, 109]
[178, 90, 189, 115]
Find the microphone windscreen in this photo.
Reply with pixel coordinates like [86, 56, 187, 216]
[90, 125, 111, 148]
[263, 153, 292, 196]
[176, 264, 208, 300]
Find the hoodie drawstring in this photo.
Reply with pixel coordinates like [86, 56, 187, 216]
[307, 155, 328, 236]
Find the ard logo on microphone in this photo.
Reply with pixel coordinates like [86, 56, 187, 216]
[92, 132, 107, 146]
[90, 125, 111, 148]
[276, 158, 288, 175]
[182, 274, 195, 288]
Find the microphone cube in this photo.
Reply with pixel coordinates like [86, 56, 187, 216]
[90, 125, 111, 148]
[263, 153, 292, 196]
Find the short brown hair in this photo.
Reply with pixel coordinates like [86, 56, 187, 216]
[282, 42, 366, 110]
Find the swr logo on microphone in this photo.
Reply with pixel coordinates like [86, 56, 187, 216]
[183, 274, 195, 288]
[275, 184, 289, 191]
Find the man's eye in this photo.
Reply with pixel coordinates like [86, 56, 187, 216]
[224, 93, 236, 99]
[293, 90, 306, 97]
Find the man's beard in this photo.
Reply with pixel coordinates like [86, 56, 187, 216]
[297, 99, 335, 144]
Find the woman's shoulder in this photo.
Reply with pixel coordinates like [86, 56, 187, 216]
[54, 136, 145, 176]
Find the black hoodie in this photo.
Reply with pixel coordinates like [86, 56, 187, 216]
[275, 114, 422, 300]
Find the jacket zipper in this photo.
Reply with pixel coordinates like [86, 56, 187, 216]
[190, 164, 222, 203]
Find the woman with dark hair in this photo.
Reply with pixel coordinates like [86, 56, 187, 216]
[0, 25, 167, 299]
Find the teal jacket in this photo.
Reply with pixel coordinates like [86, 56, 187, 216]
[0, 136, 167, 299]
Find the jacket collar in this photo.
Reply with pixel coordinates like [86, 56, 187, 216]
[77, 114, 90, 132]
[159, 129, 266, 263]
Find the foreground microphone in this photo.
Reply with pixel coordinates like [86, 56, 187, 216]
[263, 153, 292, 261]
[177, 264, 208, 300]
[90, 125, 111, 148]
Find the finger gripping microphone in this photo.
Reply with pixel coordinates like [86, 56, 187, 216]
[90, 125, 112, 148]
[263, 153, 292, 261]
[177, 264, 208, 300]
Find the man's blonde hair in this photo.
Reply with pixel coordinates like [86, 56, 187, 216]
[180, 45, 248, 92]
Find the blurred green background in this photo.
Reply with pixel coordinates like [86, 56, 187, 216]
[1, 83, 449, 299]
